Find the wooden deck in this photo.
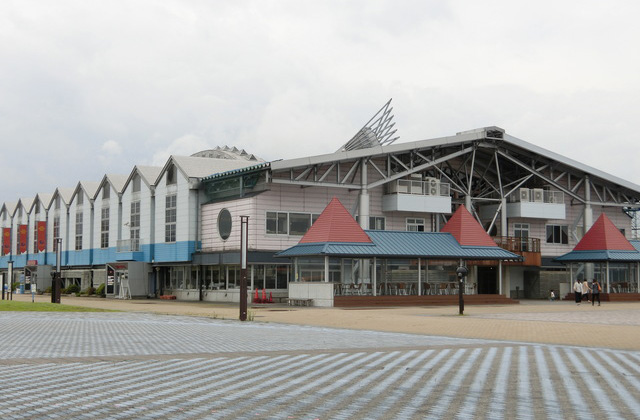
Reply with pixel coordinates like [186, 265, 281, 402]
[334, 294, 518, 307]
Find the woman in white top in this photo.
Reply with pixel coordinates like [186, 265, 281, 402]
[582, 279, 591, 302]
[573, 279, 582, 304]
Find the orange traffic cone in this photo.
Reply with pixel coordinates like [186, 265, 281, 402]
[261, 288, 266, 302]
[254, 288, 260, 303]
[268, 292, 273, 303]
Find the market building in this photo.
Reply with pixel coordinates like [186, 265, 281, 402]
[2, 104, 640, 304]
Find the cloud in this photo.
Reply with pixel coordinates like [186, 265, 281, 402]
[101, 140, 122, 155]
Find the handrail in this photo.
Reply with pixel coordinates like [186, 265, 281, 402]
[493, 236, 541, 253]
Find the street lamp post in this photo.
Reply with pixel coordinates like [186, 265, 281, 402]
[7, 260, 13, 301]
[51, 238, 62, 304]
[239, 216, 249, 321]
[456, 264, 468, 315]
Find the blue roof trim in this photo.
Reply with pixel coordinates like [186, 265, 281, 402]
[277, 230, 522, 260]
[554, 249, 640, 262]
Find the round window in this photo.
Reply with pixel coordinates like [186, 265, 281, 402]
[218, 208, 232, 240]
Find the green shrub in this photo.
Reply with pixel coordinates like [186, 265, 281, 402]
[84, 286, 95, 296]
[12, 282, 20, 291]
[64, 284, 81, 294]
[44, 286, 52, 294]
[95, 283, 106, 297]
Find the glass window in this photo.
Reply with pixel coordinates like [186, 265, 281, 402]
[265, 265, 277, 289]
[132, 174, 141, 192]
[103, 186, 110, 200]
[218, 208, 232, 240]
[289, 213, 311, 236]
[165, 195, 177, 242]
[75, 213, 83, 250]
[253, 265, 264, 290]
[266, 212, 288, 235]
[101, 207, 109, 248]
[406, 218, 425, 232]
[166, 166, 177, 185]
[131, 201, 140, 251]
[546, 225, 568, 244]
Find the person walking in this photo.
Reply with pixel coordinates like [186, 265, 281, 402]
[573, 278, 582, 305]
[582, 279, 591, 302]
[591, 279, 601, 306]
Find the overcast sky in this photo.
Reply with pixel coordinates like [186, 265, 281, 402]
[2, 0, 639, 202]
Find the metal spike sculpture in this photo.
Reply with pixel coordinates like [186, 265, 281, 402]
[338, 99, 399, 152]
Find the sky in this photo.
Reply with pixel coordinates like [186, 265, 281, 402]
[2, 0, 640, 202]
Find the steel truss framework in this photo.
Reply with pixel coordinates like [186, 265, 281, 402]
[269, 127, 640, 230]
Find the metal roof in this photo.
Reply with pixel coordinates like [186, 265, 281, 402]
[554, 249, 640, 262]
[200, 162, 271, 181]
[277, 230, 521, 260]
[269, 126, 640, 195]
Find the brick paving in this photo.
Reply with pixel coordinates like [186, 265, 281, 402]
[0, 308, 639, 419]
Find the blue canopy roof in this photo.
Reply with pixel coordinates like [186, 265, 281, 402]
[277, 230, 521, 261]
[554, 239, 640, 262]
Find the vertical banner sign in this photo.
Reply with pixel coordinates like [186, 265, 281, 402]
[18, 224, 28, 254]
[1, 228, 10, 255]
[37, 221, 47, 252]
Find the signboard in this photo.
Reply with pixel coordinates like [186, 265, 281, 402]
[1, 228, 10, 255]
[37, 221, 46, 252]
[18, 224, 27, 254]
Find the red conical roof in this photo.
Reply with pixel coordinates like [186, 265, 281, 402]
[441, 205, 497, 247]
[574, 213, 635, 251]
[299, 197, 372, 244]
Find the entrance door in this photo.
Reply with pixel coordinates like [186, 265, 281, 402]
[477, 266, 497, 294]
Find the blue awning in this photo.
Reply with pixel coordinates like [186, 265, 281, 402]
[277, 230, 522, 261]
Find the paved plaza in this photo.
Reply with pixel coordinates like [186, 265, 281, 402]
[0, 306, 639, 419]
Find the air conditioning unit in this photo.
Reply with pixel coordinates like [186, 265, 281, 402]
[424, 177, 440, 196]
[519, 188, 530, 202]
[533, 188, 544, 202]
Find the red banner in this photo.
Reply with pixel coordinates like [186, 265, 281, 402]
[1, 228, 10, 256]
[37, 221, 47, 252]
[18, 224, 27, 254]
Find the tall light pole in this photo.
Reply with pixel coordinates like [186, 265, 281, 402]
[51, 238, 62, 304]
[239, 216, 249, 321]
[456, 264, 468, 315]
[7, 260, 13, 301]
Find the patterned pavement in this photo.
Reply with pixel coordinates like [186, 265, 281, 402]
[0, 312, 638, 419]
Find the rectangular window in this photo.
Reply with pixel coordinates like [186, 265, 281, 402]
[75, 213, 83, 250]
[546, 224, 568, 244]
[266, 212, 288, 235]
[266, 211, 320, 235]
[132, 175, 141, 192]
[33, 224, 38, 253]
[101, 207, 110, 248]
[103, 186, 110, 200]
[514, 223, 530, 252]
[356, 216, 386, 230]
[406, 218, 425, 232]
[289, 213, 313, 235]
[165, 194, 177, 242]
[130, 201, 140, 251]
[53, 216, 60, 251]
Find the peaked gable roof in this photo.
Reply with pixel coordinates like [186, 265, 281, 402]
[53, 187, 76, 207]
[299, 197, 372, 244]
[35, 193, 54, 210]
[159, 155, 261, 184]
[441, 205, 497, 247]
[573, 213, 635, 251]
